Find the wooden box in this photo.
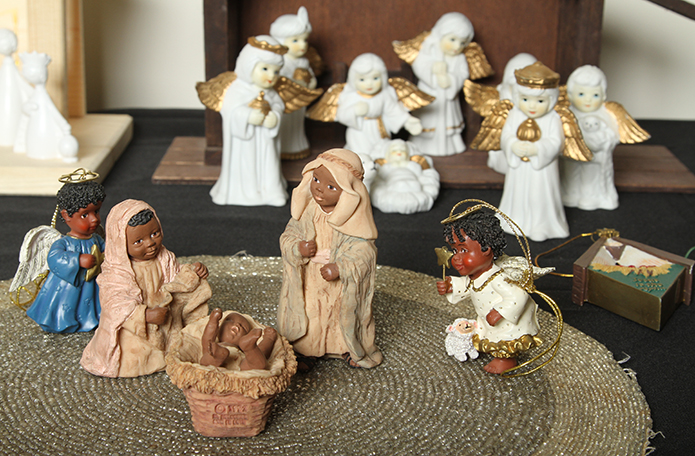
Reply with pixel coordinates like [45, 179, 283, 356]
[572, 237, 694, 331]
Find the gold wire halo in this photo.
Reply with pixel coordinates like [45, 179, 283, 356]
[58, 168, 100, 184]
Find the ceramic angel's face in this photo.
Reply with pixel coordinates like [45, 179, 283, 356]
[518, 94, 552, 119]
[570, 84, 604, 113]
[62, 201, 102, 239]
[387, 143, 409, 165]
[126, 218, 163, 262]
[311, 165, 343, 213]
[355, 70, 382, 96]
[449, 229, 493, 280]
[251, 62, 281, 89]
[439, 33, 466, 57]
[283, 32, 309, 59]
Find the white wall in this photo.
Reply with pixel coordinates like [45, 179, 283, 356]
[82, 0, 695, 120]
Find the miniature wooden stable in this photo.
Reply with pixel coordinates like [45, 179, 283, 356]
[152, 0, 695, 192]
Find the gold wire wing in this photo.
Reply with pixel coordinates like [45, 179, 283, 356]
[557, 85, 570, 109]
[388, 77, 435, 111]
[463, 42, 494, 80]
[196, 71, 237, 112]
[554, 104, 593, 162]
[275, 76, 324, 114]
[392, 31, 430, 65]
[470, 99, 513, 151]
[463, 79, 500, 117]
[306, 83, 345, 122]
[605, 101, 651, 144]
[306, 46, 325, 77]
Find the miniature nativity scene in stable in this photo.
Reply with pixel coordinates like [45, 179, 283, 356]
[5, 5, 691, 446]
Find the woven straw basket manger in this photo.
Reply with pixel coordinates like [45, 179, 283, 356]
[166, 311, 297, 437]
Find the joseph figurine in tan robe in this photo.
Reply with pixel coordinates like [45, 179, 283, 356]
[278, 149, 382, 369]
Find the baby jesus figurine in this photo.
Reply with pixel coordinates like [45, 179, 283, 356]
[200, 308, 277, 371]
[436, 207, 541, 374]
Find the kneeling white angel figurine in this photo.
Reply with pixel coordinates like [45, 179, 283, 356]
[307, 53, 432, 157]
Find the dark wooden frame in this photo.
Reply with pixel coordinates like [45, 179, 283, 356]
[200, 0, 605, 164]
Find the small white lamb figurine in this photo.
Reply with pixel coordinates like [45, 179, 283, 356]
[445, 318, 479, 362]
[0, 28, 32, 147]
[13, 51, 78, 162]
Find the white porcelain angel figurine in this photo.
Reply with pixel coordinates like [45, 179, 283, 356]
[0, 28, 33, 147]
[370, 139, 440, 214]
[307, 53, 431, 157]
[270, 6, 324, 160]
[12, 51, 78, 162]
[393, 12, 494, 156]
[196, 36, 322, 206]
[464, 53, 537, 174]
[471, 61, 592, 242]
[559, 65, 650, 211]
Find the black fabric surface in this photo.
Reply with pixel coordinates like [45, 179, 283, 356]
[1, 110, 693, 454]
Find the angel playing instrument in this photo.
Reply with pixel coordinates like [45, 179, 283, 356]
[436, 199, 562, 378]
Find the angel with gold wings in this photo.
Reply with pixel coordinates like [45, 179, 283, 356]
[559, 65, 650, 211]
[464, 52, 537, 174]
[197, 36, 322, 207]
[471, 61, 593, 242]
[270, 6, 325, 160]
[306, 52, 432, 158]
[393, 12, 494, 156]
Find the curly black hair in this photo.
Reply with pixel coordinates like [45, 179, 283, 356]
[56, 181, 106, 219]
[443, 209, 507, 259]
[128, 209, 155, 227]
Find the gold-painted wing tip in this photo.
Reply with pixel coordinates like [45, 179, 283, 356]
[196, 71, 237, 112]
[471, 99, 513, 151]
[276, 76, 324, 114]
[605, 101, 651, 144]
[463, 79, 500, 117]
[555, 104, 593, 161]
[464, 42, 495, 80]
[392, 30, 430, 65]
[388, 77, 435, 111]
[306, 83, 345, 122]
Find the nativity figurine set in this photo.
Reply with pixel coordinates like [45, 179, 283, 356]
[6, 6, 654, 438]
[0, 28, 79, 162]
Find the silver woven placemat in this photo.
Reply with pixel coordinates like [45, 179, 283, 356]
[0, 256, 651, 455]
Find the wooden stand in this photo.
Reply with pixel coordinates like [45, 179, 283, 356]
[0, 114, 133, 195]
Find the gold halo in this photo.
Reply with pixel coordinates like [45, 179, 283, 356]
[248, 36, 288, 55]
[58, 168, 100, 184]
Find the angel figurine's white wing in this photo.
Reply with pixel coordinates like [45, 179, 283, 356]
[495, 254, 555, 284]
[9, 225, 62, 293]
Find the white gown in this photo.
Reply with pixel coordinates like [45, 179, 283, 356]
[410, 51, 468, 156]
[499, 108, 569, 242]
[277, 55, 314, 156]
[336, 86, 410, 157]
[210, 79, 288, 206]
[560, 106, 620, 210]
[0, 55, 32, 147]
